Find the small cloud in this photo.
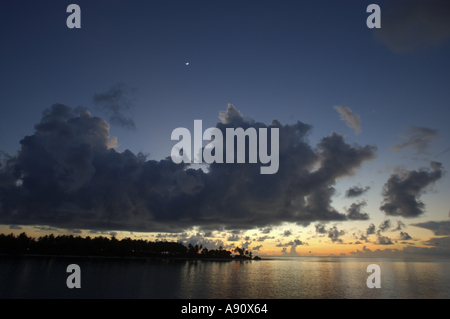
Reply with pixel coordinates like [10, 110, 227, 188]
[391, 125, 440, 155]
[375, 230, 393, 245]
[359, 234, 370, 243]
[435, 147, 450, 158]
[379, 219, 392, 232]
[373, 0, 450, 53]
[280, 239, 305, 256]
[399, 231, 412, 240]
[346, 200, 370, 220]
[260, 226, 272, 234]
[328, 225, 346, 243]
[315, 223, 327, 234]
[252, 245, 263, 251]
[276, 239, 304, 247]
[392, 220, 406, 231]
[380, 162, 444, 218]
[227, 234, 241, 242]
[218, 103, 244, 125]
[345, 185, 370, 198]
[366, 223, 376, 235]
[93, 82, 137, 130]
[333, 106, 361, 135]
[68, 229, 83, 234]
[256, 235, 274, 242]
[282, 229, 293, 237]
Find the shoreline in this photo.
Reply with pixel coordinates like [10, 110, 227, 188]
[0, 253, 262, 262]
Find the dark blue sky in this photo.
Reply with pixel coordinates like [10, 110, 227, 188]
[1, 0, 449, 157]
[1, 0, 450, 256]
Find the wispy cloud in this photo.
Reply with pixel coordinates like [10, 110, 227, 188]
[93, 82, 137, 130]
[333, 106, 361, 135]
[392, 125, 440, 155]
[374, 0, 450, 53]
[411, 220, 450, 236]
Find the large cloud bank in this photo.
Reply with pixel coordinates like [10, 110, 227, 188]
[0, 104, 377, 233]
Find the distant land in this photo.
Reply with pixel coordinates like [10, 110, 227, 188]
[0, 232, 260, 260]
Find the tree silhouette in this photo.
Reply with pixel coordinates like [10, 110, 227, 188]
[0, 232, 260, 260]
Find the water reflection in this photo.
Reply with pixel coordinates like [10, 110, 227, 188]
[1, 256, 449, 298]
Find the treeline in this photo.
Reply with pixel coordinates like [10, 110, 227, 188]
[0, 232, 259, 260]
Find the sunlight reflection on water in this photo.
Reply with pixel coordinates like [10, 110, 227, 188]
[1, 256, 449, 298]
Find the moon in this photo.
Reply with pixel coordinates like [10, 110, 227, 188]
[186, 62, 189, 66]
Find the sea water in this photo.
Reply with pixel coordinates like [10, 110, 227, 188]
[1, 255, 449, 299]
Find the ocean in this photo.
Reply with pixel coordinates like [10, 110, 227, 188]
[1, 255, 449, 299]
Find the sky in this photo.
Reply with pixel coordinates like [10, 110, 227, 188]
[1, 0, 450, 257]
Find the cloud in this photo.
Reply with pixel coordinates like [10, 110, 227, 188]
[328, 225, 346, 243]
[345, 200, 370, 220]
[358, 234, 370, 243]
[315, 223, 345, 243]
[240, 241, 252, 250]
[380, 162, 444, 218]
[374, 0, 450, 53]
[252, 245, 263, 251]
[403, 235, 450, 256]
[422, 236, 450, 248]
[411, 220, 450, 236]
[279, 238, 305, 255]
[181, 233, 229, 250]
[400, 237, 450, 256]
[378, 219, 391, 232]
[399, 231, 412, 240]
[282, 229, 292, 237]
[333, 106, 361, 135]
[366, 223, 376, 235]
[345, 185, 370, 198]
[93, 82, 137, 130]
[375, 230, 393, 245]
[0, 104, 377, 233]
[256, 235, 274, 242]
[276, 239, 304, 247]
[436, 147, 450, 158]
[351, 237, 450, 257]
[227, 234, 241, 241]
[392, 220, 406, 231]
[218, 104, 244, 125]
[392, 126, 440, 155]
[315, 223, 327, 234]
[350, 246, 400, 257]
[260, 226, 272, 234]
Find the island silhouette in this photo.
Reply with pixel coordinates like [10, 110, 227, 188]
[0, 232, 260, 260]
